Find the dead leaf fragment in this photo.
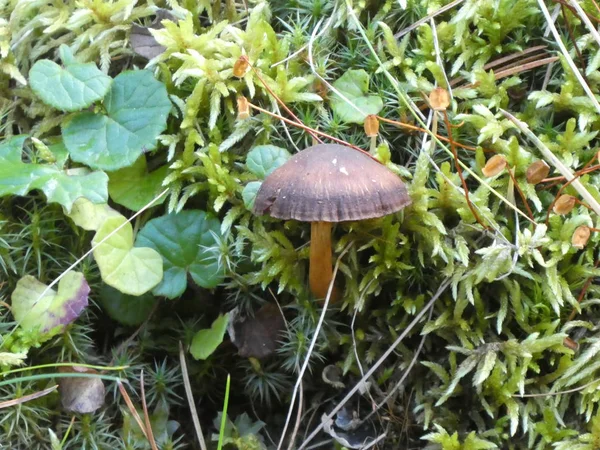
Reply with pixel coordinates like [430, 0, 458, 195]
[58, 366, 105, 413]
[228, 304, 285, 359]
[130, 9, 175, 60]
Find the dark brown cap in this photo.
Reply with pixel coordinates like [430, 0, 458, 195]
[253, 144, 411, 222]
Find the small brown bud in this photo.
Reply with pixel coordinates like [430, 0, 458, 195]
[429, 87, 450, 111]
[563, 337, 579, 351]
[233, 55, 249, 78]
[237, 96, 250, 120]
[526, 160, 550, 184]
[364, 114, 379, 138]
[482, 155, 507, 177]
[553, 194, 576, 215]
[572, 225, 591, 249]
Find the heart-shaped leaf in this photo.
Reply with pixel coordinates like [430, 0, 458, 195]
[63, 70, 172, 171]
[330, 69, 383, 124]
[246, 145, 291, 178]
[66, 197, 120, 231]
[135, 210, 225, 299]
[99, 285, 157, 326]
[0, 136, 108, 212]
[108, 155, 168, 211]
[92, 216, 163, 296]
[29, 45, 112, 112]
[11, 271, 89, 337]
[190, 313, 229, 360]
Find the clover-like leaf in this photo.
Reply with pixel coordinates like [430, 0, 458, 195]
[11, 271, 89, 336]
[0, 136, 108, 212]
[92, 216, 163, 296]
[246, 145, 291, 178]
[66, 197, 120, 231]
[99, 285, 157, 326]
[330, 69, 383, 124]
[29, 45, 112, 112]
[63, 70, 172, 171]
[108, 155, 168, 211]
[135, 210, 224, 299]
[190, 313, 229, 360]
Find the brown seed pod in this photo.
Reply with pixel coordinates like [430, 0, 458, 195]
[429, 87, 450, 111]
[526, 160, 550, 184]
[563, 337, 579, 351]
[482, 155, 507, 177]
[237, 96, 250, 120]
[233, 55, 249, 78]
[553, 194, 576, 215]
[364, 114, 379, 138]
[572, 225, 591, 249]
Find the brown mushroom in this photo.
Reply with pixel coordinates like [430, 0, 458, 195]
[252, 144, 411, 301]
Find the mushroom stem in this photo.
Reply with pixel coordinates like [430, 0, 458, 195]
[309, 221, 338, 302]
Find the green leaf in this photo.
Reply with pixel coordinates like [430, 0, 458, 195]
[66, 197, 120, 231]
[99, 285, 157, 326]
[190, 313, 229, 360]
[242, 181, 262, 210]
[108, 155, 168, 211]
[135, 210, 225, 299]
[329, 69, 383, 124]
[92, 215, 163, 296]
[11, 271, 89, 337]
[246, 145, 291, 178]
[0, 136, 108, 212]
[63, 70, 171, 171]
[29, 46, 112, 112]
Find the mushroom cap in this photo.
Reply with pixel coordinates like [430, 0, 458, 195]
[253, 144, 411, 222]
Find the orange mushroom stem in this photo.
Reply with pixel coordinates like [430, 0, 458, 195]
[309, 222, 338, 302]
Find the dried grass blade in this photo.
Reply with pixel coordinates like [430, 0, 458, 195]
[179, 341, 208, 450]
[0, 384, 57, 409]
[502, 109, 600, 216]
[537, 0, 600, 115]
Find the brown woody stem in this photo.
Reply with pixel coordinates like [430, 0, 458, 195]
[309, 222, 337, 302]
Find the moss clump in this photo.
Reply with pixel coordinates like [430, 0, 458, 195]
[2, 0, 600, 449]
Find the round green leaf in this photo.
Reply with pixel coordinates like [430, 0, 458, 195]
[246, 145, 291, 178]
[329, 69, 383, 124]
[29, 57, 112, 112]
[242, 181, 262, 210]
[92, 215, 163, 296]
[135, 210, 225, 299]
[99, 285, 157, 326]
[108, 155, 168, 211]
[63, 70, 171, 171]
[190, 313, 230, 360]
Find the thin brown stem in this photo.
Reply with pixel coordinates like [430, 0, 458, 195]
[545, 157, 600, 224]
[243, 56, 322, 144]
[442, 111, 486, 227]
[506, 168, 535, 222]
[376, 115, 494, 153]
[567, 258, 600, 322]
[561, 4, 588, 75]
[309, 222, 338, 302]
[248, 103, 373, 158]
